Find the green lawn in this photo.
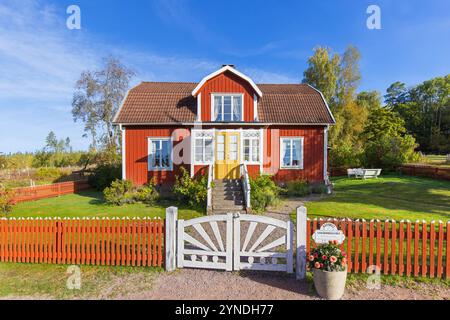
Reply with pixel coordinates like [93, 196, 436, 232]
[6, 190, 204, 220]
[0, 262, 162, 299]
[304, 174, 450, 221]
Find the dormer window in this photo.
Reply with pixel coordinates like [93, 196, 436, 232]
[212, 94, 243, 122]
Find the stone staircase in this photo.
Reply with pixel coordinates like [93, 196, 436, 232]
[211, 179, 246, 214]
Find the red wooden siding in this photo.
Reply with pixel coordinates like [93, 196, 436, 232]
[264, 126, 325, 182]
[125, 126, 191, 185]
[198, 71, 257, 122]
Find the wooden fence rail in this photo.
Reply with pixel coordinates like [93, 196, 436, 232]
[398, 165, 450, 181]
[0, 217, 164, 267]
[306, 218, 449, 279]
[11, 180, 90, 203]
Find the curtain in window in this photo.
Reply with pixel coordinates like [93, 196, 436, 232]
[214, 96, 221, 121]
[232, 96, 242, 121]
[292, 140, 301, 166]
[282, 140, 291, 167]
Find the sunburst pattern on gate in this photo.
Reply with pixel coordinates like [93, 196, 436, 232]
[234, 215, 294, 272]
[177, 213, 233, 271]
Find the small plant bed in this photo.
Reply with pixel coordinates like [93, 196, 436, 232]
[5, 190, 204, 219]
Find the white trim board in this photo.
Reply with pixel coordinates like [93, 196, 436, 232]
[192, 65, 263, 97]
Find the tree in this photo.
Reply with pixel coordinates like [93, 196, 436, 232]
[302, 47, 340, 105]
[361, 106, 419, 169]
[384, 81, 408, 108]
[65, 137, 72, 153]
[72, 57, 135, 151]
[45, 131, 58, 153]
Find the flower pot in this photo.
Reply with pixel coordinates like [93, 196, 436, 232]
[313, 269, 347, 300]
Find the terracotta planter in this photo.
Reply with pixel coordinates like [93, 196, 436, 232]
[313, 269, 347, 300]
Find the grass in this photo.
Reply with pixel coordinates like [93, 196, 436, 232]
[6, 190, 204, 220]
[0, 262, 162, 299]
[415, 154, 450, 168]
[303, 174, 450, 221]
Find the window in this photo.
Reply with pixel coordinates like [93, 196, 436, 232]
[148, 138, 172, 170]
[212, 94, 243, 122]
[243, 133, 260, 163]
[195, 136, 213, 163]
[280, 137, 303, 169]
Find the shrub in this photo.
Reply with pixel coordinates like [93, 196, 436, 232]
[249, 175, 281, 213]
[88, 163, 121, 191]
[103, 179, 135, 206]
[34, 167, 70, 181]
[0, 186, 15, 214]
[286, 179, 310, 197]
[308, 241, 347, 272]
[173, 167, 207, 207]
[310, 183, 329, 195]
[134, 183, 160, 205]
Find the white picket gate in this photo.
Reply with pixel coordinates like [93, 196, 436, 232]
[165, 208, 305, 275]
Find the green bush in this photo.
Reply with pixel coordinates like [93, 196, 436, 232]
[0, 186, 15, 214]
[310, 183, 328, 195]
[88, 163, 121, 191]
[103, 180, 160, 206]
[34, 167, 70, 181]
[249, 175, 281, 213]
[134, 183, 160, 205]
[286, 179, 310, 197]
[173, 167, 207, 207]
[103, 179, 135, 206]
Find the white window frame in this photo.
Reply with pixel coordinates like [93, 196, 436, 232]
[211, 93, 244, 122]
[242, 132, 261, 165]
[194, 135, 214, 164]
[148, 137, 173, 171]
[280, 137, 304, 169]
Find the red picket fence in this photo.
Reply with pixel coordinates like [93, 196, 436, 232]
[0, 217, 164, 267]
[12, 180, 91, 203]
[307, 218, 450, 279]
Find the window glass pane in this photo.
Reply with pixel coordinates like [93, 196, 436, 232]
[282, 140, 291, 167]
[292, 139, 301, 167]
[252, 139, 259, 162]
[153, 141, 161, 167]
[161, 140, 170, 168]
[232, 96, 242, 121]
[214, 96, 222, 121]
[217, 135, 225, 160]
[223, 96, 232, 121]
[205, 139, 213, 162]
[244, 140, 250, 161]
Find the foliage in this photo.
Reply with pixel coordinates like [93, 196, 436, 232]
[310, 183, 329, 194]
[134, 183, 160, 205]
[361, 107, 420, 169]
[173, 167, 207, 207]
[88, 163, 121, 191]
[0, 186, 15, 214]
[72, 57, 135, 150]
[286, 179, 310, 197]
[308, 241, 347, 272]
[103, 179, 135, 206]
[34, 167, 70, 181]
[249, 175, 281, 213]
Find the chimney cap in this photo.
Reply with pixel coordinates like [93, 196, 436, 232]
[222, 64, 235, 68]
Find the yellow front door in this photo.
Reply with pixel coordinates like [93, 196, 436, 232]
[215, 132, 240, 179]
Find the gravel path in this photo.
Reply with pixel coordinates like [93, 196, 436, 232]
[120, 269, 449, 300]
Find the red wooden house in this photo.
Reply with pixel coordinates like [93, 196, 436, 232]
[113, 65, 335, 210]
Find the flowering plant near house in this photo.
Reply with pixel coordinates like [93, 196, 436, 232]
[308, 241, 347, 272]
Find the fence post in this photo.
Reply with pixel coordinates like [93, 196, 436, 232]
[296, 206, 307, 280]
[165, 206, 178, 272]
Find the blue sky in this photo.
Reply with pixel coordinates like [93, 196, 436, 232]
[0, 0, 449, 153]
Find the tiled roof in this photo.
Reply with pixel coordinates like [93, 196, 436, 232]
[113, 82, 335, 125]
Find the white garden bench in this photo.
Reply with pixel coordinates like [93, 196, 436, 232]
[347, 168, 381, 179]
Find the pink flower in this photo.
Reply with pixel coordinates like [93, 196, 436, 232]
[330, 256, 337, 263]
[322, 255, 327, 260]
[320, 263, 324, 268]
[308, 255, 315, 261]
[313, 253, 318, 258]
[314, 262, 321, 269]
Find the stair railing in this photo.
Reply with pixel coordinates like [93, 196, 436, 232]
[207, 163, 214, 211]
[241, 163, 251, 211]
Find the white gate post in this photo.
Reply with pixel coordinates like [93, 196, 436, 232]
[296, 206, 307, 280]
[165, 206, 178, 272]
